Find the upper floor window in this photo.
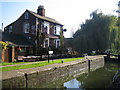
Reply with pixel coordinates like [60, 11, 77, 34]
[23, 23, 30, 33]
[43, 26, 48, 34]
[56, 25, 60, 35]
[24, 12, 29, 19]
[9, 26, 12, 33]
[44, 21, 49, 34]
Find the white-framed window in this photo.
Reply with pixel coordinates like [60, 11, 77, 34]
[55, 25, 60, 35]
[24, 12, 29, 19]
[55, 39, 60, 48]
[44, 21, 49, 34]
[44, 38, 49, 48]
[9, 26, 12, 33]
[23, 23, 30, 33]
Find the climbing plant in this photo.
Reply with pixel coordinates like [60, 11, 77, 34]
[0, 41, 8, 50]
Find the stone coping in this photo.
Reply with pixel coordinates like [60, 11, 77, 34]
[1, 55, 104, 80]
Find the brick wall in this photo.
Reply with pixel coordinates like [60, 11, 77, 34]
[2, 48, 9, 62]
[2, 47, 18, 62]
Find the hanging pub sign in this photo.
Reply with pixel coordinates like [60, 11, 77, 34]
[49, 51, 53, 55]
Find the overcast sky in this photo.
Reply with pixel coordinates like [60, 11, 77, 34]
[0, 0, 119, 37]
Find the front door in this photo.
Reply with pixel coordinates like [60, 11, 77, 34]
[8, 47, 12, 62]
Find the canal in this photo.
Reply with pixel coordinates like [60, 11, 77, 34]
[37, 61, 120, 88]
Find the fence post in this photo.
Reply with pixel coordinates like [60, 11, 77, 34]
[86, 57, 90, 73]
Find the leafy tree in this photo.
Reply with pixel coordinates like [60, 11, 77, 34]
[71, 10, 119, 54]
[60, 29, 65, 54]
[36, 22, 46, 55]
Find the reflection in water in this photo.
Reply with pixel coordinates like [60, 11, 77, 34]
[64, 62, 120, 88]
[36, 62, 119, 88]
[64, 79, 81, 88]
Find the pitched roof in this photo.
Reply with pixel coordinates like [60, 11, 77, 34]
[2, 32, 34, 47]
[27, 10, 63, 26]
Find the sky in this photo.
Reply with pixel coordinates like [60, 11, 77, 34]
[0, 0, 119, 38]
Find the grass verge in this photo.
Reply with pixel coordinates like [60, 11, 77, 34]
[0, 62, 30, 66]
[1, 57, 83, 72]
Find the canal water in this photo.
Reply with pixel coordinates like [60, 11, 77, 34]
[38, 62, 120, 88]
[64, 62, 120, 89]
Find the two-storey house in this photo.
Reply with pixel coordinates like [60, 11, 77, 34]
[3, 5, 64, 62]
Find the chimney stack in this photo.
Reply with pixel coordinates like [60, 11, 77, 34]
[37, 5, 45, 16]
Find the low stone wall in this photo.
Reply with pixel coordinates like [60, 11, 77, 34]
[2, 56, 104, 88]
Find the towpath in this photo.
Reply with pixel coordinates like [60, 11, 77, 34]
[1, 55, 103, 80]
[0, 55, 102, 68]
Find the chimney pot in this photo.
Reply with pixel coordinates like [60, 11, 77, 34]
[37, 5, 45, 16]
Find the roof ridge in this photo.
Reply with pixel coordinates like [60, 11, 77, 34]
[27, 9, 63, 25]
[27, 9, 56, 20]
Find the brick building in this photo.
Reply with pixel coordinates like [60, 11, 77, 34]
[2, 5, 64, 62]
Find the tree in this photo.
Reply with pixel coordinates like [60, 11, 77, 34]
[71, 10, 118, 54]
[110, 1, 120, 54]
[60, 29, 65, 54]
[36, 22, 46, 55]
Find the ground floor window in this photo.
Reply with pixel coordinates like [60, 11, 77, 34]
[55, 39, 60, 48]
[44, 38, 49, 48]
